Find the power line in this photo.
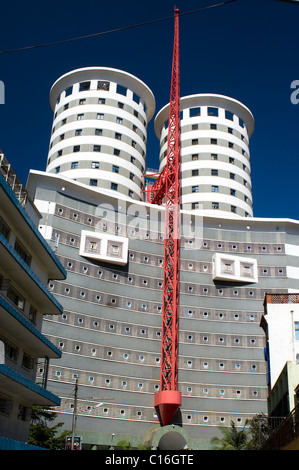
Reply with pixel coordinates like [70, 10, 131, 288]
[0, 1, 237, 55]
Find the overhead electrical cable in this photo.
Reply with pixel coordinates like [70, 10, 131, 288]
[0, 0, 237, 55]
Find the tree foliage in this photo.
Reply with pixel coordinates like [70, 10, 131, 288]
[211, 420, 250, 450]
[28, 406, 70, 450]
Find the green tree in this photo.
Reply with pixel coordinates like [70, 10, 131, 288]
[211, 419, 250, 450]
[116, 439, 133, 450]
[28, 406, 70, 450]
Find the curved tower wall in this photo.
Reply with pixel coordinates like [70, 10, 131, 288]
[155, 94, 255, 217]
[47, 67, 155, 200]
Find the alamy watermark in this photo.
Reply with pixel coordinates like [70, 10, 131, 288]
[94, 199, 204, 249]
[290, 80, 299, 104]
[0, 81, 4, 104]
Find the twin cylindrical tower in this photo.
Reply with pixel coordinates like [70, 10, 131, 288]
[47, 67, 255, 217]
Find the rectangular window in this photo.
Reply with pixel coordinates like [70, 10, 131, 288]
[91, 162, 100, 169]
[114, 149, 120, 156]
[97, 113, 104, 120]
[89, 179, 98, 186]
[115, 132, 122, 140]
[295, 322, 299, 340]
[75, 129, 82, 136]
[116, 84, 127, 96]
[230, 189, 236, 196]
[116, 117, 123, 124]
[97, 81, 110, 91]
[208, 107, 218, 116]
[93, 145, 101, 152]
[211, 138, 217, 145]
[77, 114, 84, 120]
[112, 165, 119, 173]
[98, 98, 106, 104]
[95, 128, 102, 135]
[212, 202, 219, 209]
[79, 81, 90, 91]
[192, 139, 198, 145]
[133, 92, 140, 104]
[212, 185, 219, 192]
[79, 98, 86, 105]
[71, 162, 78, 169]
[65, 86, 73, 97]
[225, 110, 234, 121]
[111, 182, 118, 190]
[192, 154, 198, 161]
[211, 153, 218, 160]
[230, 172, 235, 179]
[192, 169, 199, 176]
[73, 145, 80, 152]
[189, 107, 201, 117]
[211, 169, 218, 176]
[192, 185, 199, 193]
[231, 205, 237, 213]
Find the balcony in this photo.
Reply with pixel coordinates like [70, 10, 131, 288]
[262, 405, 299, 450]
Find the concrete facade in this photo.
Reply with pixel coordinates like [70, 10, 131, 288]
[24, 67, 299, 449]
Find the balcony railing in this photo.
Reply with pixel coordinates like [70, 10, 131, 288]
[262, 405, 299, 450]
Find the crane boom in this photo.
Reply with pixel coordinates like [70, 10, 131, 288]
[152, 7, 181, 426]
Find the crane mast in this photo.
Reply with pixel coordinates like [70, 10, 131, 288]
[151, 7, 181, 426]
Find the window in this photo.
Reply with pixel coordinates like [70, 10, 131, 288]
[112, 165, 119, 173]
[79, 81, 90, 91]
[65, 86, 73, 97]
[73, 145, 80, 152]
[192, 169, 199, 176]
[211, 138, 217, 145]
[192, 154, 198, 161]
[133, 92, 140, 104]
[211, 153, 218, 160]
[89, 179, 97, 186]
[98, 98, 106, 104]
[210, 123, 217, 129]
[225, 110, 234, 121]
[111, 183, 118, 190]
[97, 81, 110, 91]
[114, 149, 120, 156]
[115, 132, 122, 140]
[231, 205, 237, 213]
[55, 166, 60, 173]
[230, 172, 235, 180]
[211, 169, 218, 176]
[116, 117, 123, 124]
[93, 145, 101, 152]
[71, 162, 78, 169]
[116, 84, 127, 96]
[212, 185, 219, 192]
[79, 98, 86, 105]
[208, 107, 218, 116]
[192, 139, 198, 145]
[77, 114, 84, 120]
[95, 128, 102, 135]
[230, 189, 236, 196]
[75, 129, 82, 136]
[294, 322, 299, 340]
[97, 113, 104, 120]
[189, 107, 201, 117]
[91, 162, 100, 169]
[192, 185, 199, 193]
[212, 202, 219, 209]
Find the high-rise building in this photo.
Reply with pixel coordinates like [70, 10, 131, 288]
[26, 67, 299, 450]
[0, 153, 66, 449]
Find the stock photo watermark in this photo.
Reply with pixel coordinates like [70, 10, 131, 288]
[290, 80, 299, 104]
[0, 81, 4, 104]
[93, 200, 204, 249]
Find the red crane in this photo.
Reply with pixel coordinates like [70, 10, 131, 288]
[151, 7, 181, 426]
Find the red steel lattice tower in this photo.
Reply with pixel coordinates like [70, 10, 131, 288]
[152, 7, 182, 426]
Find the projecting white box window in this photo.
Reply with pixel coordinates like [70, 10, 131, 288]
[79, 230, 128, 266]
[212, 253, 258, 283]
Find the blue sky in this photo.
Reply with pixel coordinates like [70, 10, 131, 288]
[0, 0, 298, 219]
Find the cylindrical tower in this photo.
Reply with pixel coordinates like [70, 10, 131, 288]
[155, 94, 255, 217]
[47, 67, 155, 200]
